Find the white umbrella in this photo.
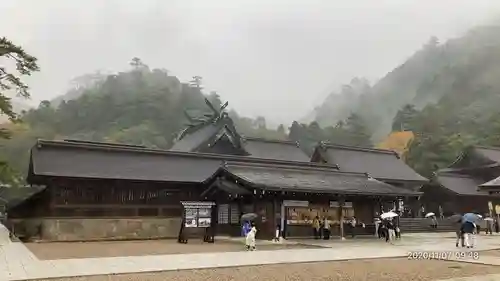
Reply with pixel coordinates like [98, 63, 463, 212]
[484, 217, 494, 221]
[425, 212, 435, 218]
[381, 211, 398, 219]
[477, 214, 483, 219]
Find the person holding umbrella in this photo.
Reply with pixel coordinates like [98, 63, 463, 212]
[449, 214, 465, 248]
[245, 221, 258, 251]
[425, 212, 437, 229]
[381, 211, 398, 243]
[462, 213, 479, 248]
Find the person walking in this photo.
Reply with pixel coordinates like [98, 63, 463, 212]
[312, 216, 320, 239]
[242, 221, 251, 237]
[453, 215, 465, 248]
[322, 217, 330, 240]
[350, 216, 357, 238]
[374, 213, 381, 238]
[385, 219, 396, 244]
[245, 222, 258, 251]
[462, 221, 476, 248]
[485, 215, 494, 235]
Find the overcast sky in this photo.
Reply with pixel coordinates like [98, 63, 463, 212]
[1, 0, 499, 124]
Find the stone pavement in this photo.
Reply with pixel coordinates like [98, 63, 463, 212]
[438, 274, 500, 281]
[1, 232, 500, 280]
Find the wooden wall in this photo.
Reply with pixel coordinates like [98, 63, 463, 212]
[11, 178, 204, 218]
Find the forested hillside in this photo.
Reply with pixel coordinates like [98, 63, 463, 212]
[313, 25, 500, 140]
[0, 58, 375, 182]
[6, 24, 500, 184]
[308, 24, 500, 176]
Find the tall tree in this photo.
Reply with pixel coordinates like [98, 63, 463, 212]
[392, 104, 418, 132]
[343, 113, 372, 147]
[0, 37, 39, 184]
[189, 76, 203, 89]
[0, 37, 39, 122]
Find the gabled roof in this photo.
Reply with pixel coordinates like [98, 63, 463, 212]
[447, 145, 500, 170]
[222, 161, 421, 196]
[479, 176, 500, 188]
[241, 137, 310, 162]
[434, 172, 491, 196]
[170, 115, 244, 153]
[29, 140, 420, 197]
[0, 185, 46, 208]
[313, 143, 427, 183]
[29, 139, 338, 184]
[474, 146, 500, 164]
[30, 140, 223, 183]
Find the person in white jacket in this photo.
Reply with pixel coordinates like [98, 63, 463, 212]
[245, 223, 257, 251]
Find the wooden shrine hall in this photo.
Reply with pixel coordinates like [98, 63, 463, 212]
[421, 145, 500, 217]
[9, 99, 428, 241]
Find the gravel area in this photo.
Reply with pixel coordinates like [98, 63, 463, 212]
[26, 240, 321, 260]
[479, 249, 500, 257]
[34, 258, 500, 281]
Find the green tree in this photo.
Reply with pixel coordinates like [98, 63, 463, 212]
[0, 37, 39, 121]
[343, 113, 372, 147]
[0, 37, 39, 184]
[392, 104, 418, 131]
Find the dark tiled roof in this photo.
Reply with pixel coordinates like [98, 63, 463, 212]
[170, 116, 243, 153]
[316, 144, 427, 182]
[474, 146, 500, 164]
[242, 137, 310, 162]
[223, 161, 420, 196]
[170, 122, 221, 152]
[435, 172, 490, 196]
[30, 140, 222, 183]
[479, 176, 500, 188]
[217, 179, 252, 195]
[0, 185, 46, 208]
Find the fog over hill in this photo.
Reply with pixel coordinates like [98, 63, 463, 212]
[2, 0, 499, 125]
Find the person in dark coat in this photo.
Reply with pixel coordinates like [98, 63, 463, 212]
[461, 221, 476, 248]
[453, 217, 465, 248]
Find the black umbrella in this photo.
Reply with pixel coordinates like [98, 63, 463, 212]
[448, 214, 463, 224]
[241, 213, 258, 222]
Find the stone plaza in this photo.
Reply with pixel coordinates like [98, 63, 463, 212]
[2, 232, 500, 281]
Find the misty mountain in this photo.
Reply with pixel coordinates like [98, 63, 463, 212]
[312, 24, 500, 140]
[0, 60, 291, 178]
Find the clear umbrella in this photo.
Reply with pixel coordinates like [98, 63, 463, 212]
[462, 213, 479, 223]
[241, 213, 258, 222]
[381, 211, 398, 219]
[425, 212, 435, 218]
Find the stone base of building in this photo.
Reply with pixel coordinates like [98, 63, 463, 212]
[9, 217, 183, 242]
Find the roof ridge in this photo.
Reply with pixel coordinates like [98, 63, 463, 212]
[35, 139, 329, 167]
[225, 161, 371, 177]
[242, 137, 298, 146]
[436, 171, 476, 179]
[474, 145, 500, 152]
[242, 136, 300, 148]
[63, 139, 146, 148]
[224, 159, 339, 170]
[320, 142, 396, 155]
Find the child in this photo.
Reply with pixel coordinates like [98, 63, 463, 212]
[245, 223, 257, 251]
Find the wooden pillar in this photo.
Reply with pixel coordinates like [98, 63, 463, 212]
[339, 196, 345, 240]
[48, 180, 56, 217]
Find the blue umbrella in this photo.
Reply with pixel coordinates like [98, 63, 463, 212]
[462, 213, 479, 223]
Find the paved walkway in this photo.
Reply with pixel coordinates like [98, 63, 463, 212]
[1, 232, 500, 280]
